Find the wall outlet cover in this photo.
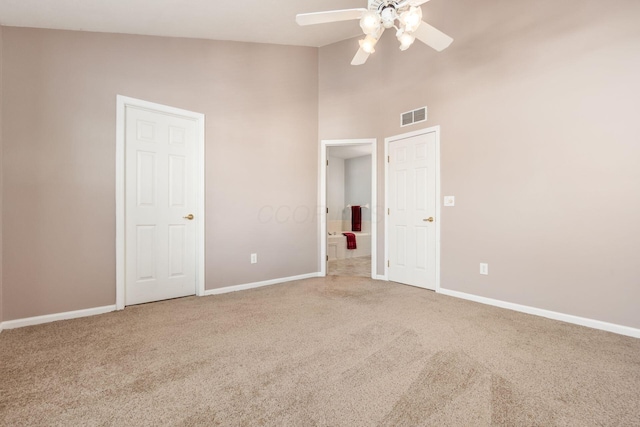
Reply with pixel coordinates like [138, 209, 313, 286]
[480, 263, 489, 275]
[444, 196, 455, 207]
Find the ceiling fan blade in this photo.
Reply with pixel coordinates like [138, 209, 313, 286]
[396, 0, 431, 8]
[351, 47, 371, 66]
[296, 8, 367, 26]
[413, 22, 453, 51]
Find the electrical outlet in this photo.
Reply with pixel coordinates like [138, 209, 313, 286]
[480, 263, 489, 275]
[444, 196, 455, 207]
[251, 253, 258, 264]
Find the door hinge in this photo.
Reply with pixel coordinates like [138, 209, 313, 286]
[326, 160, 329, 166]
[387, 155, 390, 163]
[326, 255, 329, 261]
[387, 260, 390, 267]
[326, 208, 329, 214]
[388, 208, 390, 215]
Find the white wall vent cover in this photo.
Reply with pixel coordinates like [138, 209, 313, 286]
[400, 106, 427, 127]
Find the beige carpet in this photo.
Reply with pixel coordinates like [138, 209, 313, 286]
[1, 276, 639, 426]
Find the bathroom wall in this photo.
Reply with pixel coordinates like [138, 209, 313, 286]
[326, 154, 345, 234]
[344, 155, 372, 231]
[327, 151, 372, 234]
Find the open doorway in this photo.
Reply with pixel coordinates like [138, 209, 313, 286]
[320, 139, 377, 279]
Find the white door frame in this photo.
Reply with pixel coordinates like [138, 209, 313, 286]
[384, 126, 441, 291]
[115, 95, 206, 310]
[319, 139, 377, 278]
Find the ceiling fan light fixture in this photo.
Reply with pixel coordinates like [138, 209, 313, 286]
[398, 32, 416, 50]
[294, 1, 453, 66]
[399, 6, 422, 33]
[359, 35, 378, 54]
[359, 11, 381, 35]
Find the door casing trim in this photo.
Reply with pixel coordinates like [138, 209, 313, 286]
[115, 95, 206, 310]
[384, 126, 441, 291]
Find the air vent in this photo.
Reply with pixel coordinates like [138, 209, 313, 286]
[401, 112, 413, 127]
[400, 106, 428, 127]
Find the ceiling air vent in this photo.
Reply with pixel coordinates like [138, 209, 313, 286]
[400, 106, 428, 127]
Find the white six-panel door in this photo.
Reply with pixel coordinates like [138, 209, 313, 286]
[125, 106, 198, 305]
[388, 131, 437, 290]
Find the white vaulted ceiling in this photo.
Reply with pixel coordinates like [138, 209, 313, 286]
[0, 0, 370, 47]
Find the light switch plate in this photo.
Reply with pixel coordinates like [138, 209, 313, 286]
[480, 263, 489, 275]
[444, 196, 455, 207]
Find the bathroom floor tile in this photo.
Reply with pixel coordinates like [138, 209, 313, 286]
[328, 256, 371, 278]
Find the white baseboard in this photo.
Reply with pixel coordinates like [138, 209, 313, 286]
[204, 272, 322, 296]
[1, 273, 323, 331]
[1, 305, 117, 331]
[6, 281, 633, 340]
[375, 275, 388, 281]
[438, 288, 640, 339]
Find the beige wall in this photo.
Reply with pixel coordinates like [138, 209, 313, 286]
[0, 26, 3, 324]
[319, 0, 640, 328]
[1, 27, 319, 321]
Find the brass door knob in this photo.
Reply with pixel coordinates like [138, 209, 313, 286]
[183, 214, 194, 220]
[424, 217, 434, 222]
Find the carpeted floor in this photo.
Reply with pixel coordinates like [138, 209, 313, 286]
[1, 276, 639, 426]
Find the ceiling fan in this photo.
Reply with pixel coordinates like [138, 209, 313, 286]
[296, 0, 453, 65]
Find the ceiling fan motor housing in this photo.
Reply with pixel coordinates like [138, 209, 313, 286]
[380, 6, 397, 28]
[368, 0, 396, 11]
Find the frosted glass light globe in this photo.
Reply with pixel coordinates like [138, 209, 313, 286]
[359, 35, 378, 54]
[400, 6, 423, 33]
[398, 33, 415, 51]
[359, 11, 380, 35]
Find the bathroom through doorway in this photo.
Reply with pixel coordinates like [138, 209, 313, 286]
[320, 139, 377, 278]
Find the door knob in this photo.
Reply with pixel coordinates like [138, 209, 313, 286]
[183, 214, 194, 220]
[424, 217, 434, 222]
